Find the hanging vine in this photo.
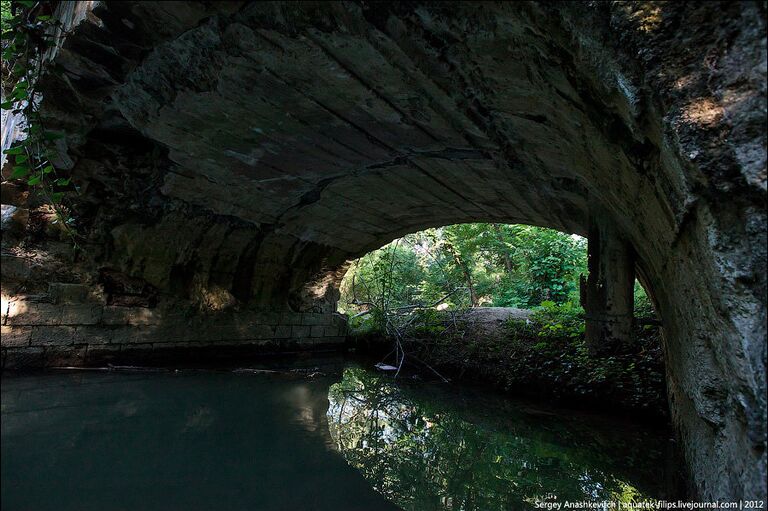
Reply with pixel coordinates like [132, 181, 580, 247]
[1, 0, 78, 243]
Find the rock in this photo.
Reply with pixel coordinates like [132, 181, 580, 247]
[0, 183, 28, 206]
[0, 204, 28, 238]
[0, 254, 31, 282]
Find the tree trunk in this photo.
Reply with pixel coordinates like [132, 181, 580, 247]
[451, 251, 478, 307]
[492, 224, 514, 274]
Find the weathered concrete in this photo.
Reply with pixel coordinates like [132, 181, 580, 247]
[0, 0, 765, 500]
[585, 211, 636, 353]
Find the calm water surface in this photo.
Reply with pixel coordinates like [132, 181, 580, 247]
[1, 360, 676, 510]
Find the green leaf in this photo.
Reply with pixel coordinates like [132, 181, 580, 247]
[10, 165, 31, 179]
[27, 175, 41, 185]
[15, 154, 29, 163]
[17, 1, 36, 7]
[42, 165, 55, 174]
[36, 15, 52, 21]
[0, 100, 14, 110]
[55, 178, 71, 186]
[51, 192, 64, 202]
[3, 147, 24, 155]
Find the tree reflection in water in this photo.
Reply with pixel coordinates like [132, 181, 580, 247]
[327, 368, 672, 511]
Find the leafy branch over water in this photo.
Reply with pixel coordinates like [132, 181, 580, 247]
[1, 0, 78, 244]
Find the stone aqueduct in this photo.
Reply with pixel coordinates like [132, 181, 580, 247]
[0, 0, 765, 500]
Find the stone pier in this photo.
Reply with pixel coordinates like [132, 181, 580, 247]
[584, 213, 636, 354]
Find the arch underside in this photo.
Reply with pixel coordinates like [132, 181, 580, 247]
[6, 0, 765, 500]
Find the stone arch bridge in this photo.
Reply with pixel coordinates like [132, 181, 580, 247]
[0, 1, 765, 500]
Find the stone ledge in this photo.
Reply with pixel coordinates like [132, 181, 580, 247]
[1, 305, 349, 369]
[2, 336, 348, 369]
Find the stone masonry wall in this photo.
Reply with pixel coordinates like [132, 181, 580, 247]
[1, 297, 348, 369]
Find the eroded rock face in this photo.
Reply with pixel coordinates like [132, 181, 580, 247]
[1, 0, 765, 499]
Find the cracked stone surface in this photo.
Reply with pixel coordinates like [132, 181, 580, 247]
[0, 1, 765, 500]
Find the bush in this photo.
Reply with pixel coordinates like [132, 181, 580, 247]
[402, 299, 668, 419]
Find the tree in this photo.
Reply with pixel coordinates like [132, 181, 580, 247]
[340, 223, 588, 314]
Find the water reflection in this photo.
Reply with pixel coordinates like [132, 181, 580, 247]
[327, 368, 673, 511]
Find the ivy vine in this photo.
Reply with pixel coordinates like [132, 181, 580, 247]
[1, 0, 78, 242]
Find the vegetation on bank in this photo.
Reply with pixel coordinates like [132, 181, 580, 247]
[342, 223, 667, 419]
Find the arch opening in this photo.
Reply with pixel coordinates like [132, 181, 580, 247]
[332, 222, 667, 416]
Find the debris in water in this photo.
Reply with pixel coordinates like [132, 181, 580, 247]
[232, 368, 280, 374]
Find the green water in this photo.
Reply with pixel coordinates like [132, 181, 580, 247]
[1, 362, 676, 510]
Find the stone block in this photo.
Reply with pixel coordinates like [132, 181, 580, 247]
[280, 311, 303, 325]
[284, 337, 314, 348]
[101, 306, 132, 325]
[4, 346, 44, 369]
[124, 308, 161, 326]
[199, 323, 238, 342]
[253, 311, 280, 325]
[291, 325, 310, 338]
[108, 326, 155, 344]
[323, 325, 342, 337]
[48, 283, 89, 304]
[30, 326, 77, 346]
[6, 302, 61, 326]
[186, 339, 221, 347]
[317, 336, 345, 346]
[310, 325, 325, 337]
[152, 341, 189, 350]
[0, 255, 31, 282]
[250, 324, 275, 339]
[1, 325, 31, 347]
[60, 304, 103, 325]
[103, 306, 164, 327]
[274, 324, 291, 338]
[85, 344, 122, 365]
[122, 342, 154, 353]
[73, 326, 112, 344]
[44, 345, 87, 367]
[302, 313, 331, 326]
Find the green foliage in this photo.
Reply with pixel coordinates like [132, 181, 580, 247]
[634, 281, 655, 318]
[532, 300, 585, 339]
[1, 2, 13, 31]
[341, 223, 591, 318]
[1, 1, 77, 241]
[509, 304, 665, 413]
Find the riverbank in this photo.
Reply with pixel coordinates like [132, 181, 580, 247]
[349, 303, 669, 424]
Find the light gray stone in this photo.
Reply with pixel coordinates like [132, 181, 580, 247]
[0, 325, 31, 347]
